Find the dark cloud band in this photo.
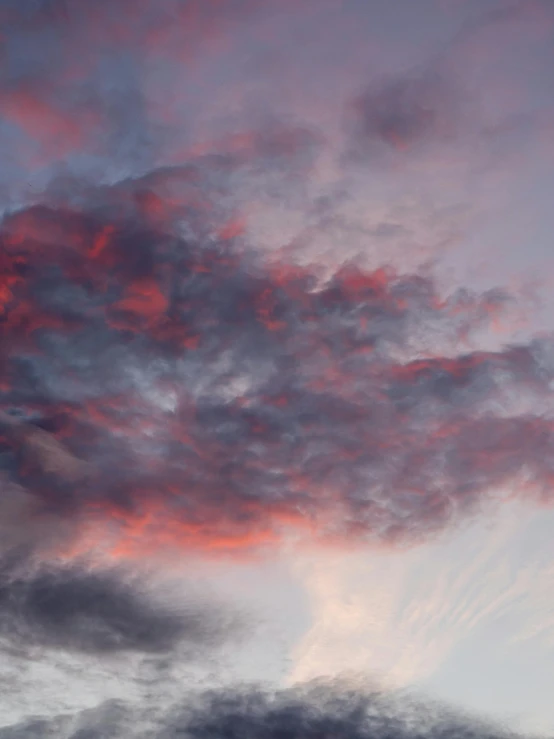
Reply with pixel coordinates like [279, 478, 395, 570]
[0, 683, 520, 739]
[0, 550, 240, 656]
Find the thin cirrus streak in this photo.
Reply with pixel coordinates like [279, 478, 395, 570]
[287, 501, 552, 687]
[0, 160, 553, 560]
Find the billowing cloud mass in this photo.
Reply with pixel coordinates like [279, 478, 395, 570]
[174, 684, 516, 739]
[0, 683, 521, 738]
[1, 168, 553, 555]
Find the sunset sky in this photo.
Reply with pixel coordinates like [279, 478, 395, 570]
[1, 1, 554, 737]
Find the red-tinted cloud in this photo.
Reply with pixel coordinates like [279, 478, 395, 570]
[0, 164, 553, 557]
[0, 0, 310, 176]
[1, 0, 554, 561]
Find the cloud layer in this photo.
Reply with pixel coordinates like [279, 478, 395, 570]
[0, 682, 521, 739]
[1, 163, 554, 556]
[1, 1, 554, 734]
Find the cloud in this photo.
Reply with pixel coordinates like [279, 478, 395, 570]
[343, 1, 554, 176]
[0, 166, 554, 556]
[0, 699, 130, 738]
[0, 682, 521, 739]
[1, 1, 553, 735]
[0, 0, 307, 188]
[348, 70, 461, 156]
[0, 549, 242, 657]
[171, 683, 519, 739]
[0, 714, 72, 739]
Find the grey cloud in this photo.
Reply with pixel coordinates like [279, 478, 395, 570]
[348, 70, 462, 158]
[0, 552, 243, 656]
[0, 684, 522, 739]
[0, 700, 128, 739]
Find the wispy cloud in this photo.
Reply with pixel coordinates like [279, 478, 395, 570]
[288, 502, 554, 733]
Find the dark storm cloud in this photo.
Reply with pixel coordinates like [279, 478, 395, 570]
[0, 551, 240, 656]
[0, 683, 521, 739]
[1, 165, 554, 552]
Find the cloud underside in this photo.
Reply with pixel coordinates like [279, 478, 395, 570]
[1, 1, 552, 560]
[0, 2, 553, 737]
[0, 550, 239, 656]
[0, 162, 552, 556]
[0, 562, 179, 655]
[0, 683, 520, 738]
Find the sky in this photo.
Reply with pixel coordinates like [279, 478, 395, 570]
[0, 0, 554, 736]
